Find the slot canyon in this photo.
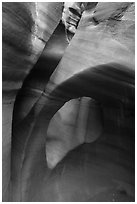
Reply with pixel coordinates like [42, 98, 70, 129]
[2, 2, 135, 202]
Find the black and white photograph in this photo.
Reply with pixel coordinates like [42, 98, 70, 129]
[2, 1, 135, 202]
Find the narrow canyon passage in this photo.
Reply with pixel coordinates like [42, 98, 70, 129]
[2, 2, 135, 202]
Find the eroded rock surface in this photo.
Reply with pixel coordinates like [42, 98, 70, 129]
[3, 2, 135, 202]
